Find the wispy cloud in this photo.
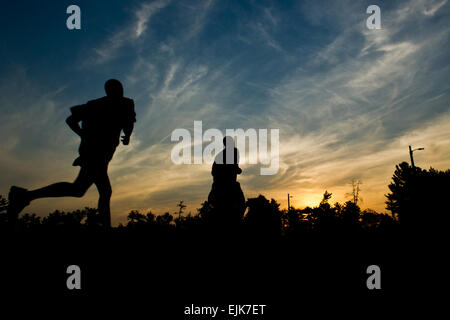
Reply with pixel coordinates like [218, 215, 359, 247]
[91, 0, 171, 64]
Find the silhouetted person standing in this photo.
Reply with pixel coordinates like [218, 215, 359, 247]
[7, 79, 136, 228]
[212, 136, 242, 184]
[208, 136, 246, 228]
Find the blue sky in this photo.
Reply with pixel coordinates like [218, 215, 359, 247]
[1, 0, 449, 225]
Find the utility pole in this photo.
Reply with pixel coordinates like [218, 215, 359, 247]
[409, 145, 415, 168]
[287, 193, 293, 211]
[409, 145, 424, 168]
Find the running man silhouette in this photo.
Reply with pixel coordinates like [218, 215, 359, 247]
[7, 79, 136, 228]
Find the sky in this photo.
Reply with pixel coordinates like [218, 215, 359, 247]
[0, 0, 449, 225]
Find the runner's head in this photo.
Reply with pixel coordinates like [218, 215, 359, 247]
[105, 79, 124, 98]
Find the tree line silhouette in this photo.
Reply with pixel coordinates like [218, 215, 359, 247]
[2, 161, 448, 236]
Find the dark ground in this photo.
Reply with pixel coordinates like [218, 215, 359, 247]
[1, 229, 435, 318]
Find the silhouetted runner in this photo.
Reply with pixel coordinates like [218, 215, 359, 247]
[7, 79, 136, 228]
[208, 136, 246, 227]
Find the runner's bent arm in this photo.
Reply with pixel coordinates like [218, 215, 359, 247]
[66, 114, 83, 137]
[66, 103, 88, 138]
[121, 122, 134, 145]
[121, 99, 136, 145]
